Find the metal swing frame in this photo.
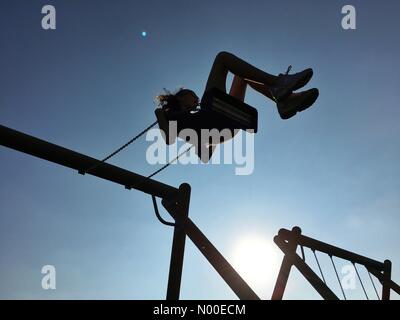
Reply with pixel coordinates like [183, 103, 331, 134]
[272, 226, 400, 300]
[2, 123, 399, 300]
[0, 124, 259, 300]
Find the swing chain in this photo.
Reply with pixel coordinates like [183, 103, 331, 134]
[148, 145, 194, 228]
[366, 267, 381, 300]
[312, 249, 326, 284]
[353, 262, 369, 300]
[80, 121, 158, 175]
[79, 119, 193, 180]
[300, 245, 306, 262]
[147, 145, 194, 179]
[330, 255, 347, 300]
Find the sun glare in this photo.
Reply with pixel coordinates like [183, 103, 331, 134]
[231, 235, 280, 291]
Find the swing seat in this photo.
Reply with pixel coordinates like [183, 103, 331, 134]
[155, 88, 258, 146]
[201, 88, 258, 133]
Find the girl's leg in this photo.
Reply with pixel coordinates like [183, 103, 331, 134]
[229, 75, 248, 101]
[246, 80, 275, 101]
[228, 75, 320, 120]
[229, 75, 276, 102]
[205, 51, 279, 93]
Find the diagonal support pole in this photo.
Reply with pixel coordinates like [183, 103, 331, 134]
[162, 196, 260, 300]
[274, 234, 339, 300]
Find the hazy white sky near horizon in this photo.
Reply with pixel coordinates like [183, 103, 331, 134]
[0, 0, 399, 299]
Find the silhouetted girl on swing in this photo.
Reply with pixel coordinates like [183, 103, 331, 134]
[156, 51, 319, 160]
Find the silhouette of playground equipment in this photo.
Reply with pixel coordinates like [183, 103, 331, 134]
[1, 123, 399, 300]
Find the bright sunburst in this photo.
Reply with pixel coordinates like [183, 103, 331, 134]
[231, 235, 280, 292]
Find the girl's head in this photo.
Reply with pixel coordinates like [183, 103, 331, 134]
[156, 88, 199, 113]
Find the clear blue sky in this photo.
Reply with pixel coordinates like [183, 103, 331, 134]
[0, 0, 399, 299]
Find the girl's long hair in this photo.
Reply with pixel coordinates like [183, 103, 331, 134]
[155, 88, 196, 112]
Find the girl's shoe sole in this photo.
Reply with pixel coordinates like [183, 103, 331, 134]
[280, 88, 319, 119]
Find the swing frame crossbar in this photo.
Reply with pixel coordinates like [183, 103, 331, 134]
[272, 226, 400, 300]
[0, 124, 259, 300]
